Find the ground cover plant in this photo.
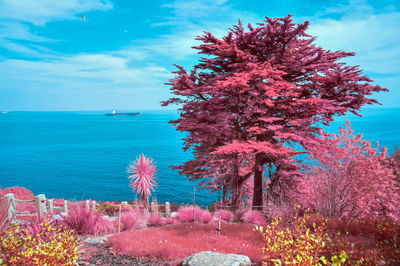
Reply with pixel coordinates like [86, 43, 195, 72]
[105, 223, 263, 263]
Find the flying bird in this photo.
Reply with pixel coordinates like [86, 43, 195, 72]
[81, 15, 86, 20]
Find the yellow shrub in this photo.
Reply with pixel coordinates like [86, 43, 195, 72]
[0, 218, 80, 265]
[256, 210, 347, 265]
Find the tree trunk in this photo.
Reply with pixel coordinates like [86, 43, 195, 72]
[252, 154, 264, 211]
[222, 184, 228, 203]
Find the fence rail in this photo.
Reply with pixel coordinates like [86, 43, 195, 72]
[4, 193, 269, 224]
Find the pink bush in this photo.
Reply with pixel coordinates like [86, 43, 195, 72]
[241, 210, 265, 225]
[1, 186, 35, 213]
[196, 209, 212, 224]
[61, 204, 114, 235]
[235, 208, 250, 221]
[176, 205, 212, 224]
[148, 214, 165, 227]
[119, 209, 148, 230]
[0, 195, 11, 231]
[214, 210, 234, 222]
[164, 217, 177, 225]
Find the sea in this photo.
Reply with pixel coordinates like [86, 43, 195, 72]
[0, 108, 399, 206]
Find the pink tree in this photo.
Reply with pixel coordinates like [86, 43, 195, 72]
[162, 15, 387, 210]
[127, 154, 157, 207]
[299, 122, 400, 221]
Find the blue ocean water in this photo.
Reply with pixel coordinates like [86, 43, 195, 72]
[0, 109, 399, 205]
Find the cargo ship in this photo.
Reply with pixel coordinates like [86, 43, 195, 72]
[105, 110, 140, 116]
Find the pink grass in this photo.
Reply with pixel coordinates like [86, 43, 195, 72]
[61, 204, 114, 236]
[106, 223, 263, 262]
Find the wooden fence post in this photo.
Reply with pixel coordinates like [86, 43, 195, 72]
[64, 200, 68, 213]
[48, 199, 54, 213]
[165, 202, 171, 218]
[151, 201, 158, 214]
[4, 193, 15, 222]
[35, 194, 47, 219]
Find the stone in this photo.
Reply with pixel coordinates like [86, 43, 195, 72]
[182, 251, 251, 266]
[84, 234, 112, 245]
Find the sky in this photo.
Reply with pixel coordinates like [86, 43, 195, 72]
[0, 0, 399, 111]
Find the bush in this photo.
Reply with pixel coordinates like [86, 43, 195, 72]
[214, 210, 234, 222]
[256, 210, 344, 265]
[148, 214, 165, 227]
[241, 210, 265, 225]
[0, 217, 80, 265]
[96, 201, 133, 216]
[119, 209, 148, 230]
[176, 205, 212, 224]
[61, 204, 114, 235]
[0, 196, 11, 232]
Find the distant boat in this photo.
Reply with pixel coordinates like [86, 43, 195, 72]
[105, 110, 140, 116]
[2, 111, 8, 114]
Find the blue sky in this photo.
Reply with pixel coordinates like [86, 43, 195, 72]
[0, 0, 399, 111]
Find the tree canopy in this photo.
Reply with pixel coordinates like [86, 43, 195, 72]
[162, 15, 387, 210]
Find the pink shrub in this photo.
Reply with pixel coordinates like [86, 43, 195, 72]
[61, 204, 114, 236]
[0, 195, 11, 231]
[127, 154, 157, 205]
[196, 209, 212, 224]
[1, 186, 35, 214]
[242, 210, 265, 225]
[106, 223, 263, 262]
[176, 205, 212, 224]
[214, 210, 234, 222]
[164, 217, 177, 225]
[119, 209, 148, 230]
[235, 208, 250, 221]
[148, 214, 165, 227]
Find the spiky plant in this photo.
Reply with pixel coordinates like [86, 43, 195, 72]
[127, 154, 157, 206]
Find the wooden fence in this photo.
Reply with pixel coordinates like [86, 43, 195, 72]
[4, 193, 173, 222]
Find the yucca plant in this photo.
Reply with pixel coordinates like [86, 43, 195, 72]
[127, 154, 157, 207]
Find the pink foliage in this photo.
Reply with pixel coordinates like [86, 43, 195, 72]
[196, 208, 213, 224]
[147, 214, 165, 227]
[162, 15, 386, 210]
[235, 208, 250, 222]
[61, 204, 114, 236]
[164, 217, 177, 225]
[0, 195, 11, 231]
[241, 210, 265, 225]
[127, 154, 157, 203]
[119, 209, 148, 230]
[214, 210, 234, 222]
[106, 223, 263, 262]
[299, 122, 400, 221]
[176, 206, 212, 224]
[0, 186, 35, 213]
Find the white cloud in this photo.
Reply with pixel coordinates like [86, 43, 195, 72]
[308, 3, 400, 74]
[0, 0, 113, 25]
